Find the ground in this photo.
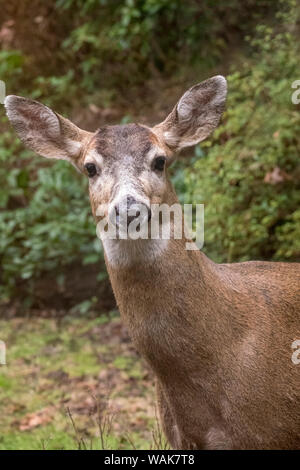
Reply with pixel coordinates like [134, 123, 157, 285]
[0, 311, 166, 450]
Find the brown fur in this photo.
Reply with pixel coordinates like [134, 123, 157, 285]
[105, 193, 300, 449]
[5, 76, 300, 449]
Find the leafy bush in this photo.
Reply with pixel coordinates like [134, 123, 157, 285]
[0, 0, 297, 302]
[0, 131, 102, 300]
[55, 0, 279, 98]
[185, 0, 300, 262]
[1, 0, 280, 107]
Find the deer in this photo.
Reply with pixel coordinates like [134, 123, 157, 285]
[4, 76, 300, 449]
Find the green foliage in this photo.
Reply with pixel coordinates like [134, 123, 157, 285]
[0, 50, 24, 80]
[185, 1, 300, 262]
[0, 131, 101, 299]
[55, 0, 278, 96]
[0, 0, 298, 301]
[0, 315, 155, 449]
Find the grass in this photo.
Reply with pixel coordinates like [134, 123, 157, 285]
[0, 312, 160, 450]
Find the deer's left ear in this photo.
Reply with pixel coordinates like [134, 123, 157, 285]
[153, 75, 227, 152]
[4, 95, 92, 165]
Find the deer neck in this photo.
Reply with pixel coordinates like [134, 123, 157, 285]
[102, 194, 232, 380]
[106, 239, 227, 379]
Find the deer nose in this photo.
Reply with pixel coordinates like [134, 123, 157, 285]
[126, 196, 137, 211]
[114, 195, 151, 226]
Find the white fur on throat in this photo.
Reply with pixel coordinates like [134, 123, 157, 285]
[102, 237, 169, 267]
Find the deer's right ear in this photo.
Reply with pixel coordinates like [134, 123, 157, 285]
[153, 76, 227, 152]
[4, 95, 92, 166]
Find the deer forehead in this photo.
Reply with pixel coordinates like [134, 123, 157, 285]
[84, 123, 167, 170]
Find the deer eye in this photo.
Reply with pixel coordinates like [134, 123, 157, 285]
[84, 162, 97, 177]
[153, 156, 166, 172]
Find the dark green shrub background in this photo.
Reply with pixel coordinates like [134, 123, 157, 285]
[0, 0, 299, 302]
[186, 6, 300, 262]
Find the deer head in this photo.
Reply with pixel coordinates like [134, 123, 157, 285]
[5, 76, 227, 248]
